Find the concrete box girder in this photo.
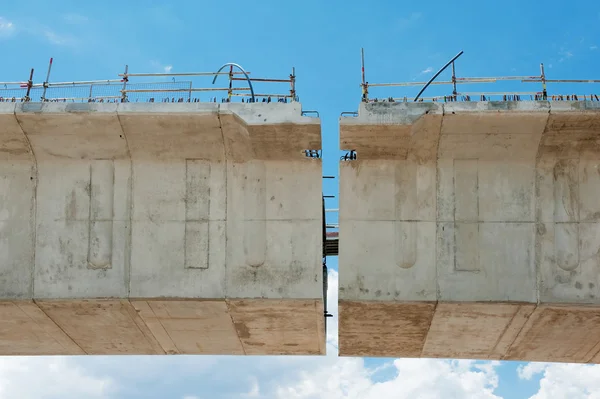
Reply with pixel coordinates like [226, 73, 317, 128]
[339, 101, 600, 363]
[0, 102, 324, 355]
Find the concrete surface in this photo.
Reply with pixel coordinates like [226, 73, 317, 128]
[0, 102, 324, 355]
[339, 101, 600, 363]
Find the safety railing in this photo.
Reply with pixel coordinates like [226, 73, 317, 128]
[359, 48, 600, 103]
[0, 58, 298, 103]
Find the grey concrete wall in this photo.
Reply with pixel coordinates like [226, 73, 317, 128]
[0, 102, 323, 301]
[339, 101, 600, 305]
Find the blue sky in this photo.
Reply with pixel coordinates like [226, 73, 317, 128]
[1, 1, 600, 398]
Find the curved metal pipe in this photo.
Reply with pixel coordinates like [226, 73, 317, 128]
[414, 51, 464, 102]
[212, 63, 255, 102]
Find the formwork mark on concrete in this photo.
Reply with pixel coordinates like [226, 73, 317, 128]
[533, 112, 553, 306]
[116, 112, 134, 298]
[314, 300, 325, 355]
[134, 301, 172, 355]
[582, 336, 600, 363]
[216, 104, 230, 297]
[420, 301, 439, 357]
[32, 299, 87, 354]
[14, 111, 38, 298]
[225, 299, 247, 355]
[500, 304, 535, 360]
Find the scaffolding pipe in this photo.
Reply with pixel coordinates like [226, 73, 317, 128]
[369, 80, 457, 87]
[290, 67, 296, 101]
[119, 71, 247, 77]
[227, 65, 233, 102]
[540, 63, 547, 100]
[523, 78, 600, 83]
[361, 48, 366, 86]
[452, 62, 457, 95]
[230, 93, 291, 98]
[33, 79, 123, 87]
[231, 77, 292, 83]
[212, 63, 255, 102]
[361, 48, 368, 102]
[415, 50, 463, 101]
[41, 57, 53, 101]
[25, 68, 34, 101]
[124, 87, 251, 93]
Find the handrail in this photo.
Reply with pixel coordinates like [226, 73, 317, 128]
[360, 50, 600, 103]
[0, 58, 294, 103]
[212, 63, 255, 103]
[414, 51, 464, 101]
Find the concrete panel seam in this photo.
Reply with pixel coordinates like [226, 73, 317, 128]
[225, 300, 247, 355]
[124, 300, 167, 355]
[216, 104, 230, 297]
[184, 159, 211, 270]
[313, 300, 325, 355]
[86, 161, 115, 270]
[32, 299, 87, 354]
[489, 304, 522, 359]
[145, 301, 180, 354]
[500, 304, 537, 360]
[433, 116, 443, 301]
[589, 344, 600, 363]
[14, 111, 38, 298]
[533, 113, 552, 305]
[144, 301, 181, 353]
[115, 113, 133, 298]
[420, 301, 439, 357]
[583, 338, 600, 363]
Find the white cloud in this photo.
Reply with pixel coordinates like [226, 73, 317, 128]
[149, 60, 175, 76]
[243, 378, 260, 397]
[517, 363, 552, 380]
[326, 269, 339, 351]
[43, 29, 77, 46]
[0, 16, 79, 46]
[420, 66, 433, 75]
[518, 362, 600, 399]
[275, 359, 502, 399]
[0, 17, 15, 38]
[591, 45, 598, 50]
[0, 357, 113, 398]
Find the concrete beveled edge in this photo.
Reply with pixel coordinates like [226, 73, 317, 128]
[338, 299, 533, 305]
[340, 101, 443, 126]
[7, 101, 322, 125]
[337, 298, 600, 307]
[25, 296, 326, 301]
[15, 102, 119, 114]
[220, 102, 321, 125]
[5, 298, 326, 356]
[0, 103, 17, 113]
[340, 100, 600, 126]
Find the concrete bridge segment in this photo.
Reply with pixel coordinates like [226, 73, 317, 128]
[339, 100, 600, 363]
[0, 102, 324, 355]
